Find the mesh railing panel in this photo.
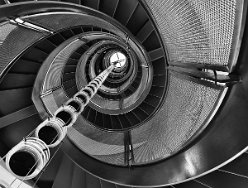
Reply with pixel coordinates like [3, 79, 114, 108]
[0, 21, 45, 76]
[67, 72, 226, 165]
[43, 39, 84, 92]
[42, 87, 71, 115]
[40, 59, 227, 166]
[41, 92, 59, 115]
[68, 119, 126, 165]
[28, 7, 232, 166]
[144, 0, 242, 68]
[41, 87, 126, 165]
[131, 72, 226, 164]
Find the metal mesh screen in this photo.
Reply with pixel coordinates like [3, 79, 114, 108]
[131, 72, 227, 164]
[0, 21, 45, 76]
[40, 85, 126, 165]
[66, 72, 226, 165]
[41, 92, 59, 115]
[68, 118, 126, 165]
[42, 87, 71, 115]
[32, 7, 232, 165]
[43, 39, 84, 92]
[144, 0, 243, 68]
[42, 88, 126, 165]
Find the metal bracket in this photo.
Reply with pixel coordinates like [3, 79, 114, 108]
[168, 66, 240, 86]
[124, 131, 135, 167]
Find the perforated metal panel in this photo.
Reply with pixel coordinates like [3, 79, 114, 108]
[131, 72, 227, 164]
[28, 5, 232, 166]
[0, 22, 45, 76]
[43, 39, 84, 92]
[41, 87, 126, 165]
[66, 72, 227, 165]
[144, 0, 244, 69]
[41, 87, 70, 116]
[41, 92, 59, 115]
[68, 118, 126, 165]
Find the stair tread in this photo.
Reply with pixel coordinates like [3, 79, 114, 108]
[126, 5, 148, 35]
[0, 114, 42, 149]
[136, 21, 153, 43]
[198, 170, 248, 188]
[221, 153, 248, 178]
[71, 164, 86, 188]
[100, 180, 117, 188]
[65, 85, 78, 98]
[9, 59, 41, 74]
[0, 87, 33, 117]
[35, 149, 64, 183]
[64, 65, 77, 73]
[0, 74, 35, 90]
[82, 0, 100, 10]
[62, 0, 80, 4]
[22, 47, 48, 63]
[85, 172, 101, 188]
[52, 154, 74, 188]
[0, 105, 37, 129]
[114, 0, 138, 26]
[63, 72, 76, 82]
[60, 29, 75, 39]
[174, 180, 210, 188]
[35, 40, 57, 54]
[63, 79, 76, 89]
[99, 0, 119, 17]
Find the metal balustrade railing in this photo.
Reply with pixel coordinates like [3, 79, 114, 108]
[3, 63, 116, 181]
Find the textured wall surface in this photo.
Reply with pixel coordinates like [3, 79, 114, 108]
[145, 0, 240, 67]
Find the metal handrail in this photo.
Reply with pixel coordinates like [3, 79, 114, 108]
[5, 64, 116, 180]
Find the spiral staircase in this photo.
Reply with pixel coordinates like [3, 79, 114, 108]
[0, 0, 248, 187]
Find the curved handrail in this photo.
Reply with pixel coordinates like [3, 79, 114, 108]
[63, 12, 248, 185]
[1, 1, 248, 187]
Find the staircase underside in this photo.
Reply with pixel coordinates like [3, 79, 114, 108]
[0, 1, 248, 188]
